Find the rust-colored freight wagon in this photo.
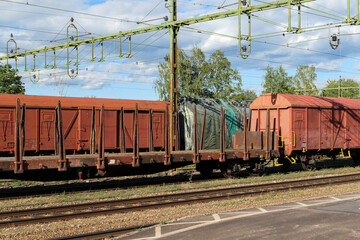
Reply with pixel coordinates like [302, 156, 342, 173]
[0, 94, 179, 177]
[0, 94, 248, 179]
[234, 93, 360, 171]
[0, 94, 167, 154]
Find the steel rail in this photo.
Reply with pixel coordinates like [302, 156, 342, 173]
[1, 172, 360, 228]
[46, 223, 157, 240]
[0, 169, 210, 200]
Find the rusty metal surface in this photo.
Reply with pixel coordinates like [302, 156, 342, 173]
[0, 93, 168, 110]
[234, 131, 277, 151]
[0, 149, 274, 172]
[0, 94, 167, 156]
[250, 93, 360, 110]
[248, 93, 360, 156]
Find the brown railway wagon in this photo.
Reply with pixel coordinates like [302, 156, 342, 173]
[0, 94, 168, 154]
[234, 93, 360, 171]
[0, 94, 253, 178]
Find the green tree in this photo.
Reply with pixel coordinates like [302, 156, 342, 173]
[262, 65, 295, 94]
[321, 77, 360, 98]
[293, 65, 318, 95]
[231, 89, 257, 101]
[0, 64, 25, 94]
[205, 50, 242, 99]
[154, 47, 242, 101]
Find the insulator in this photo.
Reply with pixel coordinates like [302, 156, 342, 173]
[332, 34, 337, 42]
[10, 33, 13, 38]
[242, 0, 247, 6]
[10, 49, 13, 53]
[70, 17, 74, 22]
[241, 45, 247, 52]
[70, 69, 75, 74]
[164, 56, 169, 62]
[70, 36, 74, 41]
[164, 16, 169, 21]
[32, 74, 36, 79]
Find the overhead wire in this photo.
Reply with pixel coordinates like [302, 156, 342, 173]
[139, 0, 163, 22]
[3, 0, 360, 88]
[0, 0, 140, 23]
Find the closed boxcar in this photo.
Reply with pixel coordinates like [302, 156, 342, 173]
[234, 93, 360, 171]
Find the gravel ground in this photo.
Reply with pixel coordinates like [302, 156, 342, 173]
[1, 181, 360, 240]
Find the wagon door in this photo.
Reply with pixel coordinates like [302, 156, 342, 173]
[0, 109, 14, 152]
[292, 109, 305, 151]
[39, 110, 55, 151]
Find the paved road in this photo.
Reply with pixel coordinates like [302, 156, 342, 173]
[120, 192, 360, 240]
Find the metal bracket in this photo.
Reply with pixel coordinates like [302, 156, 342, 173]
[90, 106, 96, 154]
[243, 107, 250, 160]
[97, 105, 105, 170]
[132, 104, 140, 167]
[14, 99, 25, 174]
[56, 101, 67, 171]
[219, 107, 226, 162]
[193, 105, 200, 164]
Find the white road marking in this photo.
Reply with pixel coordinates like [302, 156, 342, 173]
[155, 226, 161, 237]
[257, 207, 268, 212]
[330, 196, 341, 201]
[131, 193, 360, 240]
[296, 202, 308, 206]
[212, 214, 221, 221]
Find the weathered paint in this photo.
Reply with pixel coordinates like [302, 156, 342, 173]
[250, 93, 360, 156]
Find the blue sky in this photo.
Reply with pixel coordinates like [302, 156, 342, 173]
[0, 0, 360, 100]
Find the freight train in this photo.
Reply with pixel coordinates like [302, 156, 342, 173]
[0, 93, 358, 179]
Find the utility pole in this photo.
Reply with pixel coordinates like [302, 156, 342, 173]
[169, 0, 179, 151]
[339, 76, 342, 98]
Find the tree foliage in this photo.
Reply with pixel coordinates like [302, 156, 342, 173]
[293, 65, 318, 95]
[154, 47, 251, 101]
[262, 65, 319, 95]
[321, 77, 360, 98]
[262, 65, 295, 94]
[231, 89, 258, 101]
[0, 64, 25, 94]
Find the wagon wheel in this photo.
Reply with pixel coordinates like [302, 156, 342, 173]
[246, 161, 266, 176]
[219, 163, 233, 178]
[196, 163, 214, 178]
[351, 151, 360, 165]
[199, 168, 213, 178]
[278, 157, 291, 172]
[300, 155, 316, 171]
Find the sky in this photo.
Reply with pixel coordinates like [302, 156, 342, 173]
[0, 0, 360, 100]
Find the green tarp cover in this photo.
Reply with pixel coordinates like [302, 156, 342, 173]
[178, 98, 247, 150]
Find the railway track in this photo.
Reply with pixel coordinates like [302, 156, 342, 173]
[1, 159, 355, 200]
[47, 223, 157, 240]
[2, 172, 360, 229]
[0, 170, 223, 200]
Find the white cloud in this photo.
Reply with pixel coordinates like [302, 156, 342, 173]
[1, 0, 360, 97]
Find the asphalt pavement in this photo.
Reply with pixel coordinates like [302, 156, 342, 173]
[119, 192, 360, 240]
